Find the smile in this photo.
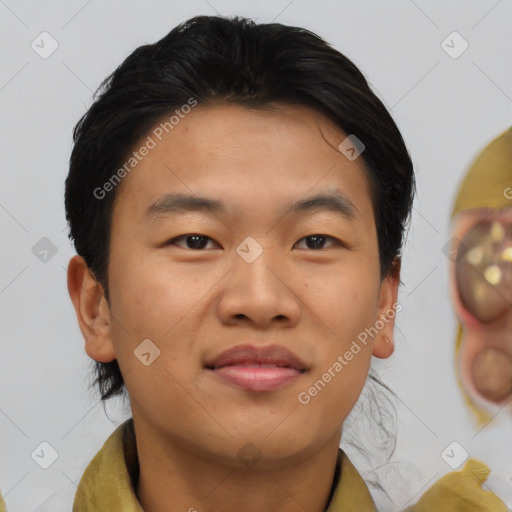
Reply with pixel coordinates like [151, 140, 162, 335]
[207, 363, 305, 392]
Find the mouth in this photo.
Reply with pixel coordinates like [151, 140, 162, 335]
[204, 344, 308, 392]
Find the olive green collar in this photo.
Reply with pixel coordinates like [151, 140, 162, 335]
[73, 418, 376, 512]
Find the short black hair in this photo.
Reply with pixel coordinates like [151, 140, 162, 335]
[65, 14, 415, 401]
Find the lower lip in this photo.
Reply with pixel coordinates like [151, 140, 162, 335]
[208, 365, 304, 391]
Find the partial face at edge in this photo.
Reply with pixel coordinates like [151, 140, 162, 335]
[450, 209, 512, 405]
[88, 103, 399, 467]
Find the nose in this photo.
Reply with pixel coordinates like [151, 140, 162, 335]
[216, 246, 302, 329]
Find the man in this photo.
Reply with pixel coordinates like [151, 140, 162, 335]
[48, 14, 506, 511]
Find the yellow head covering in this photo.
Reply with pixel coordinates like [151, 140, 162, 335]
[452, 127, 512, 216]
[451, 127, 512, 424]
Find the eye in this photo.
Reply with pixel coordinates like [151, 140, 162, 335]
[294, 234, 344, 250]
[166, 233, 345, 251]
[166, 234, 220, 250]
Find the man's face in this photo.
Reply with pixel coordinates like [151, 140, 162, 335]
[89, 103, 397, 467]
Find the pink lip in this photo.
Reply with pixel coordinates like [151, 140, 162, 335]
[205, 344, 308, 392]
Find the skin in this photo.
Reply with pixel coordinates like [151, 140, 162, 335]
[449, 208, 512, 405]
[68, 103, 400, 512]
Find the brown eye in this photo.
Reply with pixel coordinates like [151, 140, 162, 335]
[167, 234, 219, 250]
[455, 221, 512, 323]
[294, 234, 343, 250]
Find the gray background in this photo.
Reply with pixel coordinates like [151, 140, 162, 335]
[1, 0, 511, 510]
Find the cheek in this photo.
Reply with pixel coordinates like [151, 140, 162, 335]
[298, 342, 373, 434]
[299, 271, 379, 414]
[109, 253, 204, 336]
[319, 266, 380, 341]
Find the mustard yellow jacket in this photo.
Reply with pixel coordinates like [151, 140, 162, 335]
[71, 419, 506, 511]
[1, 419, 504, 511]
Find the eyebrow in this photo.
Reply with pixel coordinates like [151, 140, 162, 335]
[143, 191, 359, 222]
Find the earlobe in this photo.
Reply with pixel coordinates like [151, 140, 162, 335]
[372, 258, 401, 360]
[67, 255, 116, 363]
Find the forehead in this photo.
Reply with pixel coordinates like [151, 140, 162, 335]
[110, 102, 374, 225]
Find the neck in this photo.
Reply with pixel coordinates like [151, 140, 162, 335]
[132, 417, 342, 512]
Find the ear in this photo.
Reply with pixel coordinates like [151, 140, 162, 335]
[67, 255, 116, 363]
[372, 257, 401, 359]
